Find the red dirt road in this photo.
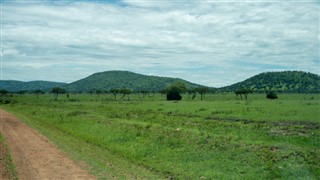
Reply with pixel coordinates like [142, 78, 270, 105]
[0, 109, 95, 180]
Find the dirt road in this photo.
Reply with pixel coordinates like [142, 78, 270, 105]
[0, 109, 95, 180]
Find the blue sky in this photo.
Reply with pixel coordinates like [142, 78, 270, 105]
[1, 0, 319, 87]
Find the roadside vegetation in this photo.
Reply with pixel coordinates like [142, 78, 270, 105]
[1, 92, 319, 179]
[0, 134, 18, 180]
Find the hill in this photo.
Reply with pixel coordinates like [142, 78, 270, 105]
[219, 71, 320, 93]
[0, 80, 67, 92]
[1, 70, 319, 93]
[63, 70, 204, 92]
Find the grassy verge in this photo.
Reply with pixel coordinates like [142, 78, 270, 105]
[2, 93, 320, 179]
[0, 133, 18, 180]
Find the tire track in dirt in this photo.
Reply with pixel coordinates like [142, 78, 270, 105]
[0, 109, 95, 180]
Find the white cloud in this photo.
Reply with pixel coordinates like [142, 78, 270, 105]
[2, 1, 319, 86]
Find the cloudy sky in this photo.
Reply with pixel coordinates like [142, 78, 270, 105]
[1, 0, 319, 87]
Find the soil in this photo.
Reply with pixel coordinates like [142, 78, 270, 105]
[0, 109, 95, 180]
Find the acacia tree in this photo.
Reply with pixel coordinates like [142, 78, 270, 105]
[34, 89, 45, 99]
[195, 87, 209, 101]
[51, 87, 66, 100]
[95, 89, 103, 96]
[159, 89, 167, 97]
[88, 90, 94, 96]
[187, 88, 196, 99]
[17, 90, 28, 95]
[120, 88, 132, 100]
[110, 89, 120, 100]
[140, 90, 149, 99]
[235, 88, 253, 100]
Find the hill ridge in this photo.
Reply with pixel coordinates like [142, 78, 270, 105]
[219, 70, 320, 93]
[63, 70, 204, 92]
[1, 70, 319, 93]
[0, 80, 67, 92]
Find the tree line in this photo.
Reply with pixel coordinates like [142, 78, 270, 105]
[0, 82, 279, 102]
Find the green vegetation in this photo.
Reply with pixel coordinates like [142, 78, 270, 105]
[0, 80, 66, 92]
[0, 134, 18, 180]
[266, 91, 278, 99]
[1, 71, 319, 94]
[166, 82, 187, 101]
[221, 71, 320, 93]
[234, 88, 254, 100]
[63, 70, 204, 92]
[51, 87, 67, 101]
[2, 93, 320, 179]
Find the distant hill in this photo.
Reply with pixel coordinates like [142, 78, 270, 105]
[219, 71, 320, 93]
[2, 70, 319, 93]
[0, 80, 67, 92]
[63, 70, 203, 92]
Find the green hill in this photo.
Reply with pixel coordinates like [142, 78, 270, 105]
[63, 70, 203, 92]
[2, 70, 319, 93]
[219, 71, 320, 93]
[0, 80, 67, 92]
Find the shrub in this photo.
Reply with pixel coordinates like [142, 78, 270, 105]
[166, 91, 182, 101]
[266, 91, 278, 99]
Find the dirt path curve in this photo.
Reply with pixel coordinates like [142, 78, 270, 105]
[0, 109, 95, 180]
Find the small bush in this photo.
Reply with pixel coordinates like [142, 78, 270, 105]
[266, 91, 278, 99]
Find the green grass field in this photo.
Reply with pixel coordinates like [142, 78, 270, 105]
[2, 93, 320, 179]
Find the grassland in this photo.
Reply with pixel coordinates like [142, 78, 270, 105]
[2, 93, 320, 179]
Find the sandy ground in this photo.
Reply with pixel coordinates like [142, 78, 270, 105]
[0, 109, 95, 180]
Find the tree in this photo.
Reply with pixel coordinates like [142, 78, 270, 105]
[110, 89, 120, 100]
[51, 87, 66, 100]
[266, 91, 278, 99]
[88, 90, 94, 95]
[194, 87, 209, 100]
[17, 90, 28, 95]
[235, 88, 253, 100]
[166, 82, 186, 101]
[34, 89, 45, 99]
[95, 89, 103, 96]
[140, 90, 149, 99]
[159, 89, 167, 96]
[167, 82, 187, 93]
[0, 89, 10, 104]
[167, 91, 182, 101]
[0, 89, 8, 96]
[187, 88, 196, 99]
[120, 88, 132, 100]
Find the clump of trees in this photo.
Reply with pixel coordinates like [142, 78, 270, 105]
[235, 88, 253, 100]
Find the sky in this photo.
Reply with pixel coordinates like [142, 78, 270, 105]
[1, 0, 319, 87]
